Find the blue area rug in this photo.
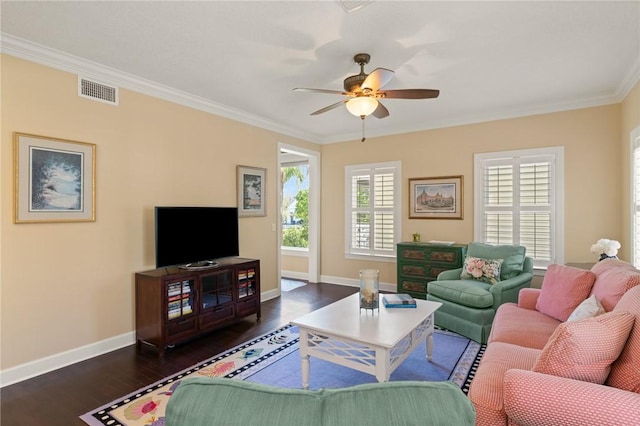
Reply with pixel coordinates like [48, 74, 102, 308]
[244, 327, 479, 390]
[81, 324, 484, 426]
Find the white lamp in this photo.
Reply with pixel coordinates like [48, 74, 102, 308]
[346, 96, 378, 117]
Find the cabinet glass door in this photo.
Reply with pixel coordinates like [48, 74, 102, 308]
[167, 279, 195, 320]
[200, 270, 233, 311]
[237, 265, 257, 299]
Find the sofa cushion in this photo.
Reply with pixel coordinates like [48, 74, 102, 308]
[427, 279, 494, 308]
[590, 259, 640, 311]
[535, 264, 596, 322]
[320, 381, 476, 426]
[466, 242, 526, 280]
[468, 342, 540, 426]
[607, 285, 640, 392]
[167, 377, 323, 426]
[166, 377, 477, 426]
[489, 302, 561, 349]
[567, 294, 605, 322]
[460, 256, 503, 284]
[532, 311, 635, 384]
[503, 369, 640, 426]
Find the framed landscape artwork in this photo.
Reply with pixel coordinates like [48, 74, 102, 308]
[409, 175, 463, 219]
[14, 132, 96, 223]
[237, 165, 266, 217]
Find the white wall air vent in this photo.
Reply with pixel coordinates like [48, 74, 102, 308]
[78, 77, 119, 105]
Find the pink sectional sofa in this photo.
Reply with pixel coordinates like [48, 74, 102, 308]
[468, 259, 640, 425]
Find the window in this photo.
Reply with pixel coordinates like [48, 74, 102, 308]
[474, 147, 564, 269]
[631, 127, 640, 268]
[345, 161, 401, 259]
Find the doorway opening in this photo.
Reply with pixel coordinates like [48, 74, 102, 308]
[277, 143, 320, 287]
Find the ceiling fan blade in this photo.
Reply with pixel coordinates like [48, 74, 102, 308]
[294, 88, 350, 96]
[378, 89, 440, 99]
[361, 68, 394, 92]
[310, 100, 348, 115]
[372, 102, 389, 119]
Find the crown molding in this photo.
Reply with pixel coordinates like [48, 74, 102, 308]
[1, 32, 635, 146]
[616, 57, 640, 101]
[0, 33, 322, 143]
[322, 93, 620, 144]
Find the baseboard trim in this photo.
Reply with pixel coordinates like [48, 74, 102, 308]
[261, 288, 280, 302]
[1, 280, 394, 387]
[1, 291, 283, 388]
[0, 331, 135, 388]
[281, 270, 309, 281]
[320, 274, 396, 293]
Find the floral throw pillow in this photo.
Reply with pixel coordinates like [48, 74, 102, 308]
[460, 256, 504, 284]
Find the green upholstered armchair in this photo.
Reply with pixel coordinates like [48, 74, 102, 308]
[426, 242, 533, 343]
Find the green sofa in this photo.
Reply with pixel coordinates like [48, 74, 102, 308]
[165, 377, 476, 426]
[427, 242, 533, 343]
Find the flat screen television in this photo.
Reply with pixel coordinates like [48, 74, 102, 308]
[155, 206, 239, 268]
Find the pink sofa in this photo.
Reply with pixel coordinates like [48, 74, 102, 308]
[468, 259, 640, 425]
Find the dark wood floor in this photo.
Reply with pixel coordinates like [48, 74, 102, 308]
[0, 282, 357, 426]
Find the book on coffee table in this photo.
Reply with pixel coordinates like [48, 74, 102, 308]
[382, 294, 417, 308]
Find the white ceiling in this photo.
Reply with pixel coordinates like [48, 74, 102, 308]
[2, 1, 639, 144]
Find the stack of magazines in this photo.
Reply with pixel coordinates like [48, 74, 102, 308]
[382, 294, 416, 308]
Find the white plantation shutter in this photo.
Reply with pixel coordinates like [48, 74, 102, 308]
[483, 163, 514, 245]
[519, 162, 552, 262]
[475, 148, 564, 269]
[346, 162, 401, 258]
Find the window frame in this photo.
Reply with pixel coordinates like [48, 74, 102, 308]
[344, 161, 401, 261]
[474, 147, 565, 271]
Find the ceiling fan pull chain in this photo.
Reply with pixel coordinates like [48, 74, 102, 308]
[361, 116, 366, 142]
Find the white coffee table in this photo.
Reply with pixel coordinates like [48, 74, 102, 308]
[290, 293, 442, 389]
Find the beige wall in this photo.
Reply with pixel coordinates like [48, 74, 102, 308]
[620, 81, 640, 259]
[2, 53, 638, 376]
[281, 254, 308, 275]
[0, 55, 315, 370]
[320, 105, 623, 284]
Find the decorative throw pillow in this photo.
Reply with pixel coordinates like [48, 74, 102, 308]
[532, 311, 635, 384]
[460, 256, 503, 284]
[535, 264, 596, 322]
[567, 294, 605, 322]
[606, 285, 640, 392]
[590, 260, 640, 311]
[466, 242, 526, 280]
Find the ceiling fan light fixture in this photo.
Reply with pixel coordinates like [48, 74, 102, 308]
[346, 96, 378, 117]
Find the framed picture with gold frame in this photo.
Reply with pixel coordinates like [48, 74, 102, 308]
[409, 175, 463, 219]
[14, 132, 96, 223]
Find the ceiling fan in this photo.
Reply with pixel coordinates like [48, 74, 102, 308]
[293, 53, 440, 141]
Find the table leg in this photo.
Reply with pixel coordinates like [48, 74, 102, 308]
[299, 328, 310, 390]
[426, 332, 434, 361]
[301, 354, 310, 390]
[375, 349, 391, 383]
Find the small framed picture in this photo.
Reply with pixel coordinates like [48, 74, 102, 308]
[409, 175, 463, 220]
[14, 132, 96, 223]
[237, 165, 266, 217]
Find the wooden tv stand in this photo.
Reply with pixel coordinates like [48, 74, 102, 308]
[135, 257, 260, 355]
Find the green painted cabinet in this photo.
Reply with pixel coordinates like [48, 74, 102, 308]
[396, 242, 467, 299]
